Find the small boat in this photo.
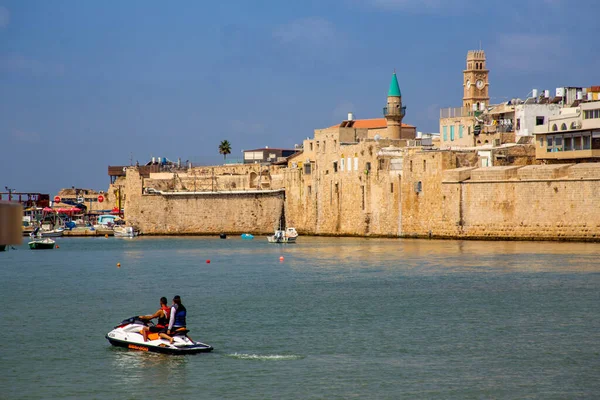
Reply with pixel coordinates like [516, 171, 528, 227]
[219, 233, 227, 239]
[28, 238, 56, 250]
[241, 233, 254, 240]
[113, 225, 137, 238]
[0, 244, 7, 252]
[39, 227, 64, 237]
[267, 227, 298, 244]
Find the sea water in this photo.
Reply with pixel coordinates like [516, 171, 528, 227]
[1, 236, 599, 399]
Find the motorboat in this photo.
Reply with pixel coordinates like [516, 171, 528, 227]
[113, 225, 137, 238]
[267, 227, 298, 244]
[241, 233, 254, 240]
[105, 316, 213, 355]
[28, 238, 56, 250]
[39, 227, 65, 237]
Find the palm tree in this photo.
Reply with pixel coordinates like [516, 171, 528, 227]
[218, 140, 232, 161]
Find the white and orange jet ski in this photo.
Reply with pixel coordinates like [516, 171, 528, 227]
[106, 316, 213, 355]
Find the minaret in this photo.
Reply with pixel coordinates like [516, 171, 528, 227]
[384, 71, 406, 139]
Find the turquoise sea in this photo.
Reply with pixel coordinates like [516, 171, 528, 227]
[1, 236, 599, 399]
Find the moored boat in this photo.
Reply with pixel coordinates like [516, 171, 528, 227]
[28, 238, 56, 250]
[267, 227, 298, 244]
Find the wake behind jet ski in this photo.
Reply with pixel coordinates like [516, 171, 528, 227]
[105, 316, 213, 355]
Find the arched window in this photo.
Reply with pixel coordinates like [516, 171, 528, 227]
[552, 124, 558, 132]
[561, 123, 567, 131]
[570, 122, 577, 130]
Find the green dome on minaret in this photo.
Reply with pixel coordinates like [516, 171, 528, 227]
[388, 71, 401, 97]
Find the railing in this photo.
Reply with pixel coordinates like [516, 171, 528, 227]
[440, 107, 483, 119]
[383, 106, 406, 118]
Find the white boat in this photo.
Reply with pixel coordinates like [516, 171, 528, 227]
[39, 227, 64, 237]
[113, 225, 137, 238]
[267, 227, 298, 244]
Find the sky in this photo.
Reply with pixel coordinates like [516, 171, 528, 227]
[1, 0, 599, 195]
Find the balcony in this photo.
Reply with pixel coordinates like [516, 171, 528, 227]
[383, 106, 406, 118]
[440, 107, 482, 119]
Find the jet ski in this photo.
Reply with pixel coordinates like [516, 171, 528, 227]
[105, 316, 213, 355]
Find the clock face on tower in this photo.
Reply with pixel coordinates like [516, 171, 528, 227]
[476, 79, 484, 90]
[466, 79, 471, 89]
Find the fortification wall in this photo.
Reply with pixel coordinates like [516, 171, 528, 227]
[402, 152, 600, 241]
[284, 140, 402, 236]
[124, 168, 284, 235]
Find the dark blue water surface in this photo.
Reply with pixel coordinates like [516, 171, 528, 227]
[1, 236, 599, 399]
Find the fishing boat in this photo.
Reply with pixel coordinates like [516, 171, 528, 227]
[28, 238, 56, 250]
[267, 227, 298, 244]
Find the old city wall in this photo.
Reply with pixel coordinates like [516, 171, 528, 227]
[284, 138, 403, 236]
[402, 152, 600, 240]
[124, 168, 284, 234]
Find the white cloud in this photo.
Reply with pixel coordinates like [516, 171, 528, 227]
[490, 33, 566, 73]
[0, 6, 9, 28]
[13, 130, 41, 144]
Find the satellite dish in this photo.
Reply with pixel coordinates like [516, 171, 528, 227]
[374, 134, 381, 141]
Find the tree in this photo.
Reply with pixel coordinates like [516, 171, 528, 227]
[219, 140, 232, 161]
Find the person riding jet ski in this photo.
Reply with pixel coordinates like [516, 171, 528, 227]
[138, 296, 173, 343]
[167, 295, 192, 341]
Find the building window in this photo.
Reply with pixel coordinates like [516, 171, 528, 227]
[309, 142, 313, 151]
[390, 183, 394, 193]
[561, 123, 567, 131]
[583, 135, 591, 149]
[564, 137, 572, 151]
[443, 126, 447, 141]
[307, 185, 312, 195]
[333, 161, 338, 172]
[410, 160, 413, 172]
[335, 183, 339, 193]
[304, 163, 312, 175]
[547, 137, 553, 152]
[340, 158, 345, 172]
[423, 160, 426, 172]
[450, 126, 455, 141]
[333, 140, 337, 150]
[365, 162, 371, 172]
[552, 124, 558, 132]
[587, 109, 600, 119]
[570, 122, 578, 130]
[536, 116, 545, 125]
[516, 118, 521, 131]
[459, 125, 463, 138]
[316, 141, 320, 151]
[415, 181, 422, 193]
[574, 136, 582, 150]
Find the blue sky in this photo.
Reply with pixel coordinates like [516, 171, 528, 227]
[1, 0, 599, 195]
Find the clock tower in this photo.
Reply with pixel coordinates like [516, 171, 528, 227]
[462, 50, 489, 111]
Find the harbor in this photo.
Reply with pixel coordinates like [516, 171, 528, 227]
[2, 236, 600, 398]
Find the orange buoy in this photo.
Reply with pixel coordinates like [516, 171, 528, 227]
[279, 256, 284, 262]
[105, 234, 109, 238]
[206, 259, 211, 264]
[56, 245, 59, 249]
[117, 263, 121, 268]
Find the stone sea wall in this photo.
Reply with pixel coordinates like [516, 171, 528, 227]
[124, 168, 284, 235]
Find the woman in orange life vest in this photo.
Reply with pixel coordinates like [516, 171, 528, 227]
[138, 297, 174, 343]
